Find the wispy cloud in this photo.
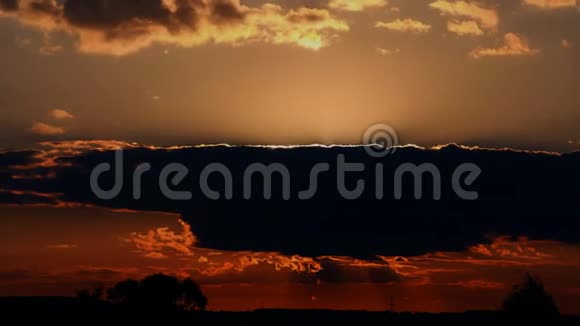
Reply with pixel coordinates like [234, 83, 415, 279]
[39, 34, 62, 56]
[523, 0, 576, 10]
[376, 47, 401, 56]
[447, 20, 484, 36]
[430, 0, 499, 35]
[39, 43, 62, 56]
[470, 33, 540, 58]
[329, 0, 387, 12]
[375, 18, 432, 33]
[449, 279, 505, 289]
[29, 122, 65, 136]
[561, 39, 573, 48]
[50, 109, 74, 120]
[46, 244, 78, 250]
[126, 220, 196, 259]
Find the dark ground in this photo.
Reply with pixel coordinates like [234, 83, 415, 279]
[1, 297, 579, 325]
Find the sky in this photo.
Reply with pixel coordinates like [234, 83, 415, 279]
[1, 0, 580, 315]
[0, 0, 578, 151]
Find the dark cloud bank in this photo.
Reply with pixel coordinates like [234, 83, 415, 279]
[1, 144, 579, 258]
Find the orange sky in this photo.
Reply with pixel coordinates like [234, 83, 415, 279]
[0, 0, 578, 151]
[1, 205, 579, 314]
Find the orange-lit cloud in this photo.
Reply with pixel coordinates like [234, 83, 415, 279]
[7, 140, 137, 177]
[38, 140, 135, 153]
[29, 121, 65, 136]
[50, 109, 74, 120]
[447, 20, 484, 36]
[125, 220, 323, 276]
[328, 0, 387, 12]
[523, 0, 576, 9]
[127, 219, 196, 259]
[0, 1, 349, 55]
[429, 0, 499, 33]
[126, 221, 575, 289]
[468, 236, 550, 260]
[561, 39, 572, 48]
[376, 47, 400, 56]
[470, 33, 540, 58]
[375, 236, 580, 310]
[449, 279, 505, 289]
[375, 18, 431, 33]
[46, 244, 78, 250]
[36, 33, 63, 56]
[39, 43, 62, 56]
[388, 237, 567, 275]
[126, 221, 321, 276]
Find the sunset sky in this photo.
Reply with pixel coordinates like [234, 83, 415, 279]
[1, 0, 578, 150]
[1, 0, 580, 315]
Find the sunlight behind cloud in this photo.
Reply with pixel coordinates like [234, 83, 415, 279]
[470, 33, 540, 58]
[329, 0, 388, 12]
[375, 18, 432, 33]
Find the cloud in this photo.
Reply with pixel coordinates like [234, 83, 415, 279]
[39, 42, 62, 55]
[50, 109, 74, 120]
[0, 0, 18, 11]
[447, 20, 484, 36]
[198, 256, 209, 263]
[523, 0, 576, 9]
[13, 32, 61, 55]
[28, 121, 65, 136]
[38, 33, 62, 55]
[0, 188, 61, 206]
[1, 143, 580, 258]
[0, 0, 349, 55]
[449, 279, 504, 289]
[469, 236, 549, 260]
[429, 0, 499, 32]
[375, 18, 432, 33]
[376, 47, 400, 56]
[470, 33, 540, 58]
[328, 0, 387, 12]
[381, 237, 577, 288]
[561, 39, 572, 48]
[126, 220, 196, 259]
[46, 244, 78, 250]
[305, 258, 399, 284]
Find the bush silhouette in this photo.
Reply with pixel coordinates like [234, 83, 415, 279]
[107, 279, 139, 304]
[78, 273, 207, 322]
[502, 273, 560, 323]
[181, 277, 208, 311]
[139, 274, 182, 310]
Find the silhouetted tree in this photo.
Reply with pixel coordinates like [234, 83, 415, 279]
[107, 279, 139, 304]
[76, 284, 106, 323]
[76, 284, 104, 302]
[181, 278, 208, 311]
[139, 274, 181, 311]
[77, 274, 207, 322]
[502, 273, 560, 324]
